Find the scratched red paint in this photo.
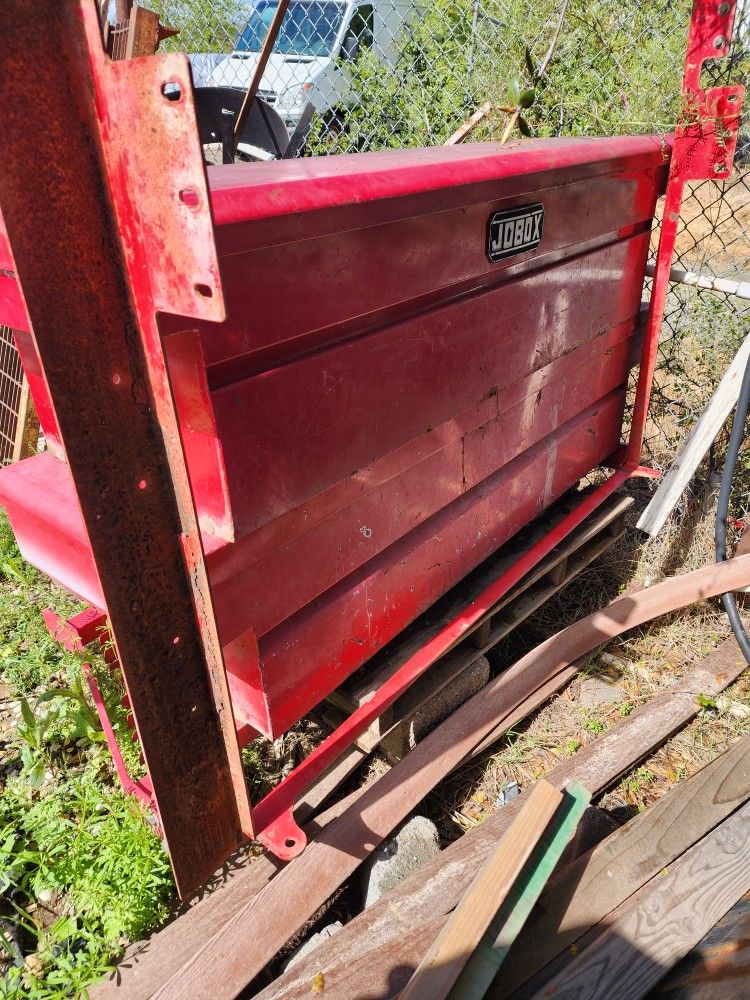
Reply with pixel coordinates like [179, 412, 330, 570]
[0, 0, 743, 866]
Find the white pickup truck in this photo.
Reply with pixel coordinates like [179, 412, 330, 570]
[202, 0, 416, 130]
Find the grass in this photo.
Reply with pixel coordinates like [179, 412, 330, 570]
[0, 511, 175, 999]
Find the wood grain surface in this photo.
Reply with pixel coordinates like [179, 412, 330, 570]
[532, 800, 750, 999]
[492, 729, 750, 997]
[256, 636, 747, 1000]
[401, 781, 562, 1000]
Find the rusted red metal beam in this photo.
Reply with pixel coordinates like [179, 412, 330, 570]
[0, 0, 251, 896]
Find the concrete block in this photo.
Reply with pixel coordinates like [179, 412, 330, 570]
[362, 815, 441, 908]
[580, 676, 625, 709]
[284, 921, 344, 971]
[381, 654, 491, 762]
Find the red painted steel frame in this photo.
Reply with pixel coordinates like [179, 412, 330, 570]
[0, 0, 742, 876]
[627, 0, 744, 464]
[251, 0, 746, 858]
[0, 0, 252, 896]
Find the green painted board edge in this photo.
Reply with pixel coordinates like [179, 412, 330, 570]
[449, 781, 592, 1000]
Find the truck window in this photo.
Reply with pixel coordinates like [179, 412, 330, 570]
[343, 5, 374, 55]
[236, 1, 346, 58]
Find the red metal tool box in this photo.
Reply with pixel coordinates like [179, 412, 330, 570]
[1, 136, 667, 737]
[0, 0, 742, 893]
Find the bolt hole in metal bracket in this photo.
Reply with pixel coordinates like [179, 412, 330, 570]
[32, 0, 746, 871]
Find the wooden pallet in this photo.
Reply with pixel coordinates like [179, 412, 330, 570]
[326, 491, 633, 760]
[0, 326, 38, 466]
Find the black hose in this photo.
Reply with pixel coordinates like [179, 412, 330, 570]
[716, 347, 750, 666]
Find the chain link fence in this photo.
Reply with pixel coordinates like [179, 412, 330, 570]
[116, 0, 748, 502]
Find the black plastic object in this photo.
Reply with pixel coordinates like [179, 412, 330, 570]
[716, 347, 750, 665]
[193, 86, 289, 161]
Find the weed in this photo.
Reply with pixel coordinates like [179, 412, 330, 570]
[582, 715, 606, 735]
[0, 511, 176, 997]
[619, 766, 656, 809]
[15, 698, 51, 789]
[0, 520, 84, 695]
[0, 758, 173, 999]
[696, 693, 718, 711]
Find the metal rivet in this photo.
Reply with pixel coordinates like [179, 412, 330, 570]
[718, 2, 730, 15]
[714, 34, 726, 48]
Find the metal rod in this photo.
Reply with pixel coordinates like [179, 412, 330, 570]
[234, 0, 290, 139]
[646, 262, 750, 302]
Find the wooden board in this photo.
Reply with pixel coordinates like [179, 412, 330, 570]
[638, 332, 750, 537]
[294, 743, 367, 824]
[534, 800, 750, 999]
[153, 564, 750, 999]
[649, 891, 750, 999]
[492, 729, 750, 997]
[401, 781, 563, 1000]
[452, 783, 592, 1000]
[258, 635, 748, 1000]
[95, 556, 750, 999]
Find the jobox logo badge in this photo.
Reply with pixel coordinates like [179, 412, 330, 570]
[487, 203, 544, 262]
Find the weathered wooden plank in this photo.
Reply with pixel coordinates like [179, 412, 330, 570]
[401, 781, 563, 1000]
[187, 564, 750, 999]
[294, 743, 367, 824]
[151, 656, 579, 999]
[99, 563, 750, 999]
[492, 729, 750, 997]
[257, 636, 748, 1000]
[533, 800, 750, 999]
[451, 783, 591, 1000]
[637, 332, 750, 537]
[649, 891, 750, 1000]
